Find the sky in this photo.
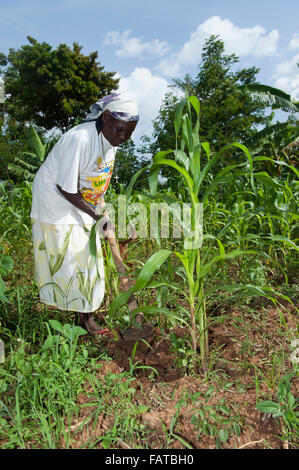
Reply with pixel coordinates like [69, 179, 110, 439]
[0, 0, 298, 143]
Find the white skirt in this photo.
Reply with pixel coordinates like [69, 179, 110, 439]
[32, 219, 105, 313]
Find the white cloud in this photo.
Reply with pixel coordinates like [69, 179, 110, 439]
[289, 33, 299, 50]
[104, 30, 170, 59]
[117, 67, 170, 141]
[158, 16, 279, 77]
[273, 54, 299, 100]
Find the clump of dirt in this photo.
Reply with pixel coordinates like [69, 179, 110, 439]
[62, 304, 298, 450]
[105, 327, 184, 382]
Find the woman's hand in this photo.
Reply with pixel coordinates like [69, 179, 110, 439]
[98, 214, 115, 239]
[57, 185, 115, 238]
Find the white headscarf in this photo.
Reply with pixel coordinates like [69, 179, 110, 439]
[84, 93, 139, 122]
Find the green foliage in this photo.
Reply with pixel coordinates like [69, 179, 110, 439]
[0, 32, 298, 448]
[2, 36, 118, 132]
[0, 248, 14, 303]
[0, 321, 91, 448]
[42, 320, 87, 369]
[0, 116, 32, 180]
[0, 180, 32, 244]
[149, 36, 298, 191]
[190, 392, 243, 448]
[257, 372, 299, 444]
[8, 125, 52, 181]
[104, 94, 297, 373]
[151, 36, 269, 158]
[239, 83, 299, 113]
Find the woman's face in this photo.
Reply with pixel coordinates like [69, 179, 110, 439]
[102, 110, 137, 147]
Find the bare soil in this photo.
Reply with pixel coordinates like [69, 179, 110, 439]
[62, 300, 298, 449]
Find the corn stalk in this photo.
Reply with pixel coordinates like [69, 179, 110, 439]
[148, 96, 257, 370]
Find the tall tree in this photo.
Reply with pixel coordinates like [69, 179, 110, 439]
[2, 37, 118, 132]
[112, 139, 151, 190]
[152, 36, 270, 157]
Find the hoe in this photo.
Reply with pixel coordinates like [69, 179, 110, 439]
[105, 225, 155, 343]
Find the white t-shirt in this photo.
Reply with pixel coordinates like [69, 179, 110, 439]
[30, 121, 117, 225]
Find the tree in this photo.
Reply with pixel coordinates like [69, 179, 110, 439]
[152, 36, 270, 157]
[112, 139, 151, 190]
[2, 36, 119, 132]
[149, 36, 299, 191]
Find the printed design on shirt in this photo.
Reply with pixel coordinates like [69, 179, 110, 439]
[80, 160, 114, 208]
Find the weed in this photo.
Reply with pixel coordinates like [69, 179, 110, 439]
[190, 397, 243, 448]
[257, 371, 299, 447]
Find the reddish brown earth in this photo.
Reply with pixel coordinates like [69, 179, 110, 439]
[61, 301, 298, 450]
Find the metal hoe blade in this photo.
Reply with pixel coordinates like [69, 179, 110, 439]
[105, 225, 155, 342]
[117, 323, 155, 343]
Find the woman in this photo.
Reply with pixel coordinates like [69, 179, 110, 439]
[30, 93, 139, 335]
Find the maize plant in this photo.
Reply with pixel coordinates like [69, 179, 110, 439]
[147, 96, 261, 369]
[103, 96, 263, 371]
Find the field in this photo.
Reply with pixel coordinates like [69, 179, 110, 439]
[0, 96, 298, 451]
[0, 229, 298, 450]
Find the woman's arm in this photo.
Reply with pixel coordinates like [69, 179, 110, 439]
[57, 185, 100, 221]
[57, 185, 114, 237]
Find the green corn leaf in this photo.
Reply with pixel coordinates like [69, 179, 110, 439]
[181, 113, 192, 151]
[0, 254, 14, 276]
[109, 249, 172, 316]
[188, 95, 200, 118]
[146, 280, 181, 290]
[174, 100, 186, 139]
[77, 270, 98, 304]
[253, 157, 299, 179]
[194, 142, 254, 196]
[133, 249, 172, 291]
[254, 172, 289, 191]
[27, 125, 46, 161]
[173, 149, 189, 171]
[198, 250, 258, 280]
[126, 164, 150, 202]
[264, 235, 298, 251]
[202, 234, 226, 257]
[149, 165, 160, 196]
[153, 150, 174, 161]
[89, 221, 99, 259]
[89, 221, 104, 281]
[201, 142, 210, 161]
[152, 156, 196, 202]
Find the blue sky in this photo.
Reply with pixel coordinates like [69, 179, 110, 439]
[0, 0, 298, 142]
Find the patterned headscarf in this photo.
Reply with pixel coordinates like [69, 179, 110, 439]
[84, 93, 139, 122]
